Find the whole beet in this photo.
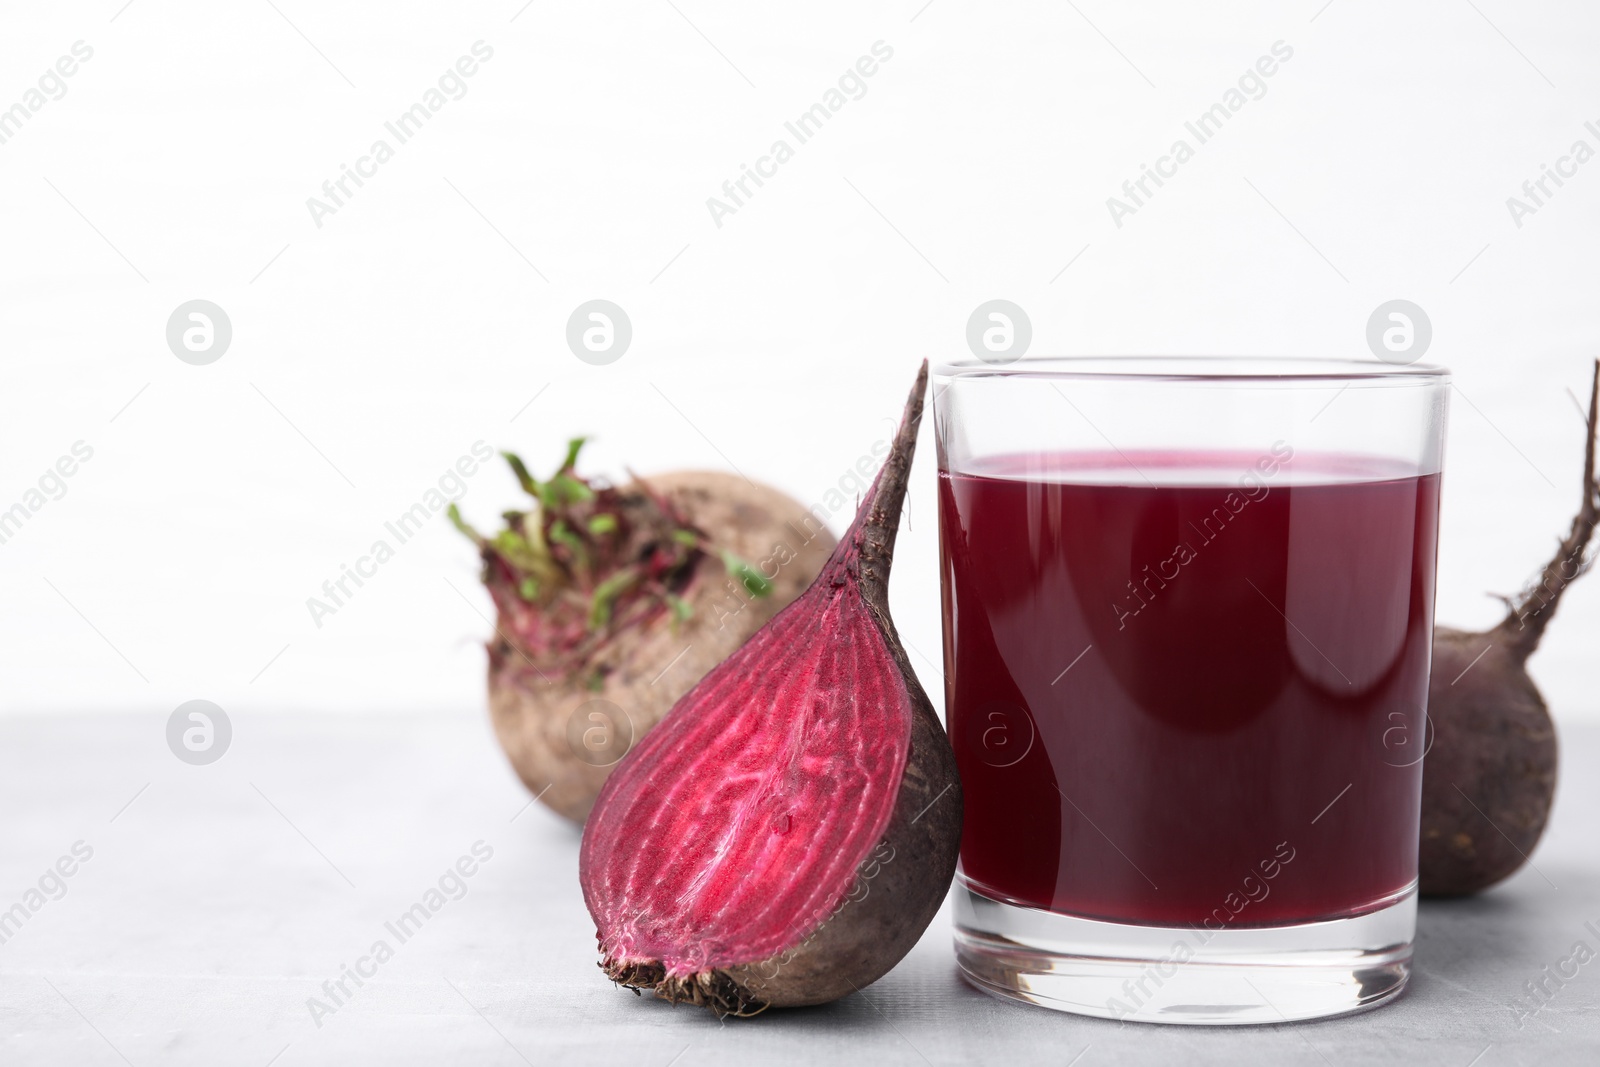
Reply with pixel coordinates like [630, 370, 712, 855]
[1421, 361, 1598, 895]
[487, 472, 833, 823]
[455, 448, 834, 825]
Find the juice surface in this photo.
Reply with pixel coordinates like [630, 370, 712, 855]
[938, 451, 1440, 926]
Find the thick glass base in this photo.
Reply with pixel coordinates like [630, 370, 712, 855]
[954, 882, 1415, 1025]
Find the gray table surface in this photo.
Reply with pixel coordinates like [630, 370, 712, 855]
[1, 711, 1595, 1066]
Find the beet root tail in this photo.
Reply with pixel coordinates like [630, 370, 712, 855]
[601, 957, 769, 1017]
[1494, 359, 1600, 660]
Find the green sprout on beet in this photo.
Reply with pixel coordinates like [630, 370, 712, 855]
[448, 438, 770, 672]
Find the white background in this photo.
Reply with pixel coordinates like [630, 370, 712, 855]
[1, 0, 1597, 724]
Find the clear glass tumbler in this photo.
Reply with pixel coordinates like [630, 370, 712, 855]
[934, 357, 1450, 1024]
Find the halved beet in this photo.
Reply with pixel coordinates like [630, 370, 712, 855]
[579, 362, 961, 1013]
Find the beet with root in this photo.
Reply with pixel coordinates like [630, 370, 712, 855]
[452, 441, 834, 823]
[579, 362, 961, 1014]
[1421, 360, 1599, 895]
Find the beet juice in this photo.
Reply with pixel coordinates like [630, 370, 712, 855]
[939, 450, 1440, 927]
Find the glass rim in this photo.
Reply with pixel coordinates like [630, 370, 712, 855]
[933, 356, 1450, 384]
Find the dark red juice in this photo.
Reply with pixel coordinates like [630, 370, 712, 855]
[938, 451, 1440, 927]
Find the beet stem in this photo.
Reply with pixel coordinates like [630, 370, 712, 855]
[1495, 359, 1600, 660]
[849, 361, 928, 615]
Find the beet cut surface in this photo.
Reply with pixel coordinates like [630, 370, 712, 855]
[579, 362, 961, 1013]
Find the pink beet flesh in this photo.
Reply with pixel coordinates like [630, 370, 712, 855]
[579, 519, 912, 976]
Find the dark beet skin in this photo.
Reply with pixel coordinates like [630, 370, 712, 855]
[1421, 629, 1558, 895]
[1420, 360, 1597, 896]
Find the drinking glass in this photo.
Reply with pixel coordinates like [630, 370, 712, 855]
[934, 357, 1450, 1024]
